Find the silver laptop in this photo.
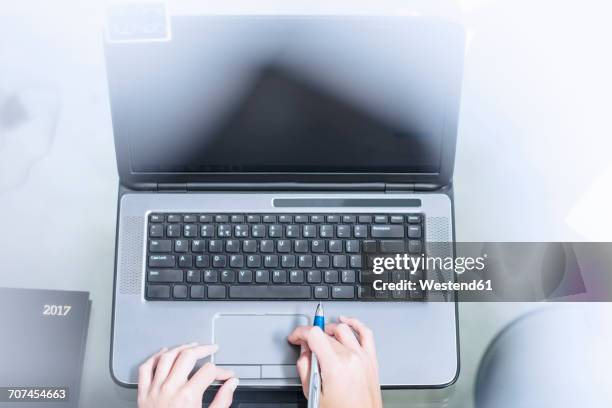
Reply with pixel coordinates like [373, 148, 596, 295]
[107, 15, 463, 390]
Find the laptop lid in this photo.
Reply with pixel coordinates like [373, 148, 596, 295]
[105, 15, 464, 189]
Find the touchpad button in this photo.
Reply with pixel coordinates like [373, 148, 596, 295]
[213, 314, 308, 365]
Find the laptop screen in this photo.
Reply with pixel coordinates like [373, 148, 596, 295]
[106, 17, 461, 176]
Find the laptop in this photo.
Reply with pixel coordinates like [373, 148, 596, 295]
[106, 15, 463, 390]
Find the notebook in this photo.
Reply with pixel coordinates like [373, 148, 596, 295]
[0, 288, 90, 407]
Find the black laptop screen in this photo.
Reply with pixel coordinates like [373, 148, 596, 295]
[106, 17, 458, 174]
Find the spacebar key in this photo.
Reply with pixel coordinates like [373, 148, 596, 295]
[229, 285, 311, 299]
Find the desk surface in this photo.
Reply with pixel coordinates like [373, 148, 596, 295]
[1, 2, 610, 407]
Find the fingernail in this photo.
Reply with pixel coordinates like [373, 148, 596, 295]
[231, 378, 240, 390]
[338, 315, 347, 321]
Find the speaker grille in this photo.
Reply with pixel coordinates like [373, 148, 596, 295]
[118, 216, 145, 295]
[425, 216, 453, 288]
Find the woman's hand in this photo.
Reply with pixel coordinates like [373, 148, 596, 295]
[288, 316, 382, 408]
[137, 343, 239, 408]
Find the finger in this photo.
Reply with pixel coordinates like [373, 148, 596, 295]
[325, 323, 361, 351]
[208, 378, 239, 408]
[138, 347, 167, 400]
[288, 326, 339, 369]
[296, 345, 311, 398]
[186, 362, 235, 395]
[164, 345, 219, 388]
[338, 316, 377, 356]
[151, 343, 197, 389]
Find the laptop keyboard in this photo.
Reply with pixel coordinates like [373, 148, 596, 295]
[145, 213, 425, 301]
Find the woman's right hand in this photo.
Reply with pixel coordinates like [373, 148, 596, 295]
[288, 316, 383, 408]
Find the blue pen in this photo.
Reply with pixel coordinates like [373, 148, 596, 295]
[307, 303, 324, 408]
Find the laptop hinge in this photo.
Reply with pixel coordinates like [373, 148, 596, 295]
[157, 183, 187, 192]
[385, 183, 442, 192]
[184, 182, 386, 192]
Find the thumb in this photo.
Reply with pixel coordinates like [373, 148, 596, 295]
[209, 377, 239, 408]
[296, 344, 311, 398]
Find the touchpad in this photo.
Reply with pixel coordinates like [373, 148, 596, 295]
[213, 314, 308, 365]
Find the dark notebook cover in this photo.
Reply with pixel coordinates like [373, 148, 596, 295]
[0, 288, 90, 408]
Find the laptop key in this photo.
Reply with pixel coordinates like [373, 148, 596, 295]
[247, 215, 261, 223]
[408, 225, 422, 239]
[149, 214, 164, 223]
[298, 255, 312, 268]
[363, 240, 377, 253]
[186, 270, 201, 283]
[263, 215, 276, 223]
[325, 270, 339, 283]
[255, 270, 270, 283]
[332, 286, 355, 299]
[167, 214, 181, 223]
[279, 215, 293, 223]
[342, 215, 356, 223]
[316, 255, 330, 268]
[314, 286, 329, 299]
[147, 285, 170, 299]
[229, 285, 310, 299]
[178, 255, 192, 268]
[295, 215, 308, 223]
[358, 215, 372, 223]
[173, 285, 188, 299]
[341, 270, 356, 283]
[307, 270, 322, 283]
[208, 240, 222, 252]
[290, 270, 304, 283]
[190, 285, 205, 299]
[192, 239, 205, 252]
[167, 224, 181, 238]
[203, 270, 218, 283]
[409, 240, 422, 254]
[238, 270, 253, 283]
[148, 269, 182, 282]
[230, 255, 244, 268]
[332, 255, 347, 268]
[149, 224, 164, 238]
[207, 285, 226, 299]
[199, 215, 213, 223]
[149, 255, 175, 268]
[221, 270, 235, 283]
[380, 240, 406, 253]
[212, 255, 227, 267]
[243, 240, 257, 253]
[407, 214, 421, 223]
[149, 239, 171, 252]
[371, 225, 404, 238]
[174, 239, 188, 253]
[336, 225, 351, 238]
[247, 255, 261, 268]
[183, 224, 198, 238]
[281, 255, 295, 268]
[272, 270, 287, 283]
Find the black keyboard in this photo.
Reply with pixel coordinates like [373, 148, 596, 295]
[145, 213, 425, 301]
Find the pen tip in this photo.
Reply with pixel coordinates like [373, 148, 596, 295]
[316, 302, 324, 315]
